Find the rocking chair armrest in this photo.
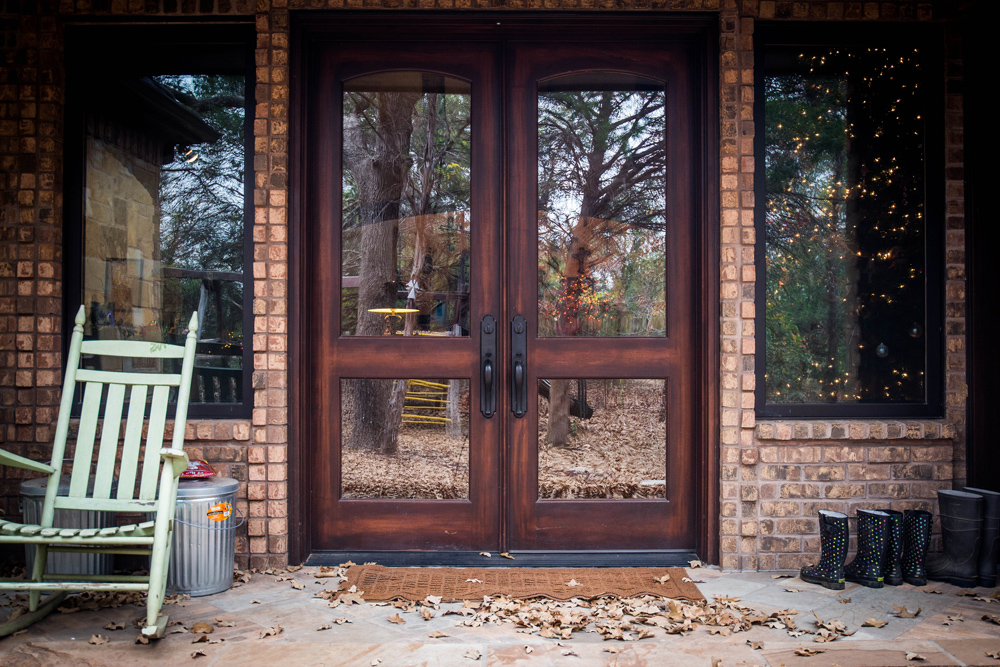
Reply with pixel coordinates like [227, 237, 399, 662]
[0, 447, 56, 474]
[159, 448, 190, 478]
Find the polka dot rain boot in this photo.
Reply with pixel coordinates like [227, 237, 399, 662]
[844, 509, 890, 588]
[881, 509, 904, 586]
[800, 510, 848, 590]
[927, 489, 983, 588]
[902, 509, 932, 586]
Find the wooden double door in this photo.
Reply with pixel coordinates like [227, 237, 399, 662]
[298, 18, 713, 557]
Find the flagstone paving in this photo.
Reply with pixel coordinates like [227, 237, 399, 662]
[1, 566, 998, 666]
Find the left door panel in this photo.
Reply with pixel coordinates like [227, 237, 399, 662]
[303, 40, 502, 551]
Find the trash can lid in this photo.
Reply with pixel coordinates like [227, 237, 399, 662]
[176, 476, 239, 499]
[20, 476, 99, 497]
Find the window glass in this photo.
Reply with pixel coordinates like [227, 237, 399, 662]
[340, 72, 472, 338]
[537, 74, 667, 337]
[763, 46, 928, 405]
[82, 72, 247, 406]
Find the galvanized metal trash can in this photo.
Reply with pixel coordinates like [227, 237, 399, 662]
[166, 477, 240, 597]
[20, 477, 114, 575]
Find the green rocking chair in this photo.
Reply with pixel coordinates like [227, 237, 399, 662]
[0, 306, 198, 639]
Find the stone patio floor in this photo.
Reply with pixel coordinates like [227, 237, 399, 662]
[1, 566, 999, 667]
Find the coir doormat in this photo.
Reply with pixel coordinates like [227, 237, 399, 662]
[338, 565, 703, 603]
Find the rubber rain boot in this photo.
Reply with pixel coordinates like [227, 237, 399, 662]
[881, 509, 904, 586]
[964, 487, 1000, 587]
[926, 489, 982, 587]
[901, 509, 932, 586]
[844, 509, 890, 588]
[800, 510, 849, 590]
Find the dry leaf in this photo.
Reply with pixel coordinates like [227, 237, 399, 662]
[605, 647, 623, 654]
[985, 649, 1000, 659]
[290, 580, 305, 590]
[191, 650, 207, 659]
[370, 660, 381, 666]
[191, 622, 214, 634]
[561, 648, 578, 656]
[747, 640, 764, 649]
[905, 653, 925, 661]
[89, 635, 109, 645]
[57, 606, 80, 614]
[943, 614, 964, 625]
[424, 594, 442, 606]
[104, 621, 125, 631]
[524, 646, 533, 654]
[795, 647, 824, 657]
[192, 634, 209, 644]
[923, 589, 943, 594]
[710, 658, 722, 667]
[259, 626, 283, 639]
[466, 578, 483, 583]
[419, 607, 434, 620]
[893, 604, 921, 618]
[339, 560, 356, 567]
[215, 618, 236, 628]
[956, 588, 978, 596]
[983, 614, 1000, 625]
[655, 574, 671, 584]
[428, 630, 449, 638]
[479, 552, 491, 557]
[251, 599, 261, 604]
[500, 552, 515, 560]
[688, 560, 703, 568]
[287, 565, 302, 572]
[862, 618, 888, 628]
[463, 647, 482, 660]
[784, 588, 801, 593]
[566, 579, 583, 587]
[135, 635, 149, 645]
[839, 597, 851, 604]
[387, 613, 406, 625]
[975, 597, 993, 603]
[771, 573, 793, 579]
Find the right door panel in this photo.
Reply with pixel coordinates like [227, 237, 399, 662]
[507, 41, 700, 550]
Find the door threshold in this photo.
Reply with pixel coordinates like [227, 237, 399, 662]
[305, 550, 700, 568]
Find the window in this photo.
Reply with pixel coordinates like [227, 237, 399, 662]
[65, 25, 253, 418]
[755, 27, 943, 418]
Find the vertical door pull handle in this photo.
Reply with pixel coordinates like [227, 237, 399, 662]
[511, 315, 527, 417]
[480, 315, 497, 418]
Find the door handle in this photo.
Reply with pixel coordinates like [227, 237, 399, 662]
[510, 315, 527, 417]
[480, 315, 496, 418]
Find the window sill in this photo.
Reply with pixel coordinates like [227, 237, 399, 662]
[755, 420, 956, 442]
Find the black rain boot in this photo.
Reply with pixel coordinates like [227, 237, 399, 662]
[881, 509, 904, 586]
[844, 509, 890, 588]
[800, 510, 849, 590]
[927, 489, 982, 588]
[902, 509, 932, 586]
[964, 487, 1000, 588]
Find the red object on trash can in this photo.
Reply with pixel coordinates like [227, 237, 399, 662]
[180, 459, 216, 478]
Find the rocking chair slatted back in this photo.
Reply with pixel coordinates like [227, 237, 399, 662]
[39, 307, 198, 526]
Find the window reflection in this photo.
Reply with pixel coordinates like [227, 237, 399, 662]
[83, 74, 246, 404]
[537, 74, 667, 337]
[341, 72, 472, 338]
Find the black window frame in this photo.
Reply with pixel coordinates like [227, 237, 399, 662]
[64, 21, 255, 419]
[754, 23, 945, 419]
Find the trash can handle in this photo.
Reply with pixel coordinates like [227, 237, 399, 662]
[173, 504, 245, 531]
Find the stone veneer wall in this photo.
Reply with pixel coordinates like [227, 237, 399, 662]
[0, 0, 966, 570]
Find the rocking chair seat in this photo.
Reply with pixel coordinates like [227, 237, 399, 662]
[0, 519, 157, 543]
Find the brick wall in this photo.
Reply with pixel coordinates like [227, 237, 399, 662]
[0, 0, 967, 570]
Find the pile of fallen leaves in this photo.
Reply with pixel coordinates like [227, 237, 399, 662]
[321, 586, 823, 643]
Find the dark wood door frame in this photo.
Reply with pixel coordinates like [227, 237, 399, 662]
[288, 13, 719, 564]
